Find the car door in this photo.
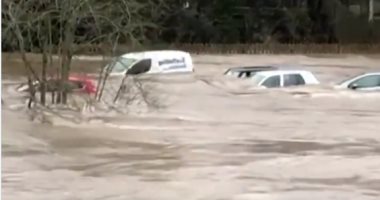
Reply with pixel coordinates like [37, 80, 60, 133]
[260, 75, 281, 88]
[283, 74, 306, 87]
[347, 75, 380, 91]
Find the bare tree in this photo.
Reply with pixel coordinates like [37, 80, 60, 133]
[3, 0, 160, 101]
[2, 0, 164, 123]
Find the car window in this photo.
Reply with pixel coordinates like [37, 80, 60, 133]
[238, 72, 245, 78]
[261, 75, 280, 88]
[127, 59, 152, 75]
[349, 75, 380, 88]
[71, 81, 85, 89]
[251, 74, 266, 85]
[238, 71, 253, 78]
[232, 72, 240, 77]
[224, 69, 232, 75]
[284, 74, 306, 86]
[63, 80, 85, 92]
[230, 71, 240, 77]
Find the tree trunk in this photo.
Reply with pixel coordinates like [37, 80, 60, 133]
[27, 76, 36, 109]
[61, 53, 69, 104]
[41, 46, 47, 105]
[48, 14, 55, 104]
[60, 0, 74, 104]
[369, 0, 374, 21]
[96, 39, 120, 102]
[40, 15, 49, 106]
[56, 42, 62, 104]
[113, 75, 128, 103]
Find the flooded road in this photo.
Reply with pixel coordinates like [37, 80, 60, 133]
[2, 54, 380, 199]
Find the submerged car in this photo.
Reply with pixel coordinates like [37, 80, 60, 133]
[224, 66, 279, 78]
[16, 74, 97, 95]
[336, 72, 380, 91]
[249, 70, 320, 88]
[106, 50, 194, 76]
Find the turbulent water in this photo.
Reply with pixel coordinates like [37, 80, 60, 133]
[2, 54, 380, 200]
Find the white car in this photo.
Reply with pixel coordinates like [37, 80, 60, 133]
[250, 70, 320, 88]
[106, 50, 194, 76]
[336, 72, 380, 91]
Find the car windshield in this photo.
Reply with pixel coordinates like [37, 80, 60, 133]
[251, 74, 266, 86]
[225, 69, 259, 78]
[337, 73, 378, 85]
[229, 71, 241, 77]
[107, 57, 138, 73]
[337, 74, 359, 85]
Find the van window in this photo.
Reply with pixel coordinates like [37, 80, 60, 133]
[109, 57, 138, 73]
[261, 75, 280, 88]
[284, 74, 305, 86]
[126, 59, 152, 75]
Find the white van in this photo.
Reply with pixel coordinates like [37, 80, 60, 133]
[107, 50, 194, 76]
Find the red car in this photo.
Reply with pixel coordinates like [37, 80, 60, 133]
[16, 74, 98, 95]
[67, 74, 97, 94]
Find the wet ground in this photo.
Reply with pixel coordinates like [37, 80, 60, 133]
[2, 54, 380, 200]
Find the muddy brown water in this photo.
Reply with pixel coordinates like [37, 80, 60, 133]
[2, 54, 380, 200]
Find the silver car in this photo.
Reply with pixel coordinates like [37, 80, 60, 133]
[336, 72, 380, 91]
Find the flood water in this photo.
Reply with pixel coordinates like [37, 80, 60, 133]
[2, 54, 380, 200]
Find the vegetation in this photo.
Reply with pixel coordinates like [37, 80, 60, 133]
[3, 0, 379, 51]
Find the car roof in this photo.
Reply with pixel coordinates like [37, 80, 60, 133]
[358, 72, 380, 76]
[254, 70, 312, 76]
[120, 50, 190, 60]
[228, 66, 278, 71]
[343, 72, 380, 81]
[226, 64, 309, 72]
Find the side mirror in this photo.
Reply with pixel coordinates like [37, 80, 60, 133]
[349, 83, 359, 90]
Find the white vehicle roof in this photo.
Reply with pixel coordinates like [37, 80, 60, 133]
[254, 70, 314, 76]
[109, 50, 194, 75]
[120, 50, 190, 60]
[357, 72, 380, 76]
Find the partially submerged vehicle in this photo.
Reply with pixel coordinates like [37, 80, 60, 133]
[16, 75, 97, 95]
[249, 70, 320, 88]
[224, 66, 279, 78]
[336, 72, 380, 91]
[106, 50, 194, 76]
